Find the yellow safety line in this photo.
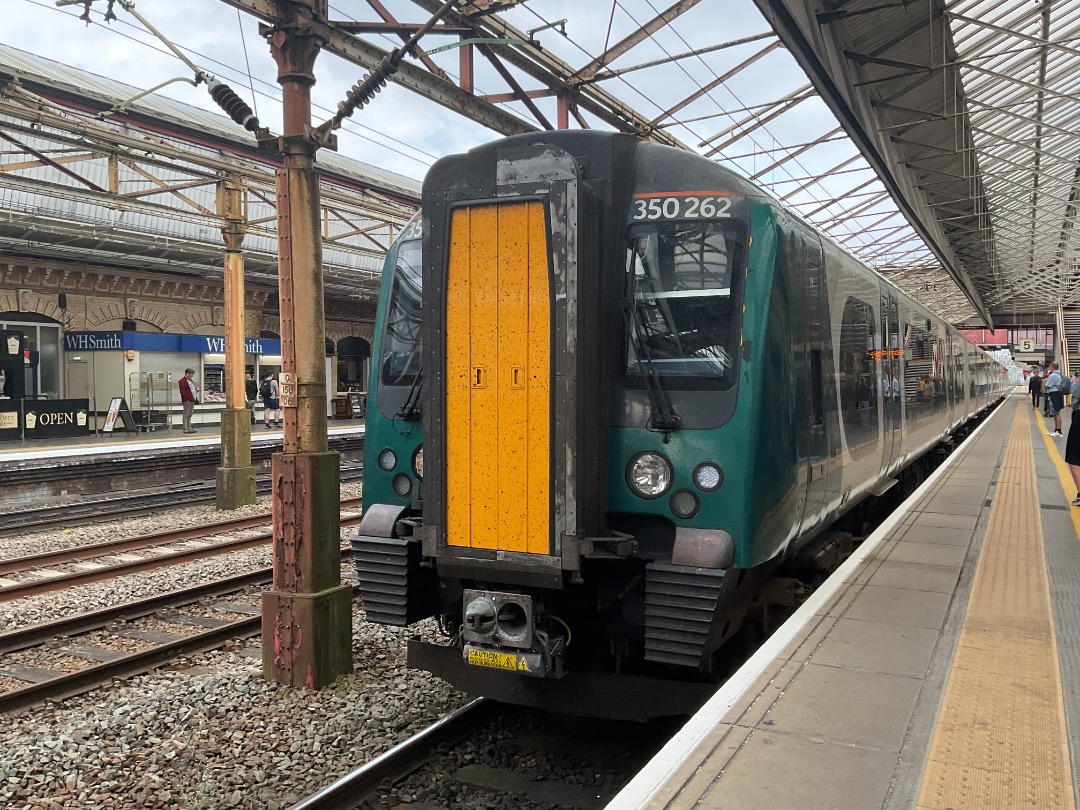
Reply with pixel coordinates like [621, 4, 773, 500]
[1038, 408, 1080, 542]
[916, 401, 1076, 810]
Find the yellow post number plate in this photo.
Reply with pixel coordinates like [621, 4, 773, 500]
[466, 648, 531, 673]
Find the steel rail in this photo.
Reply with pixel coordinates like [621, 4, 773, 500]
[0, 616, 262, 714]
[0, 498, 363, 575]
[0, 513, 364, 602]
[0, 555, 360, 711]
[288, 698, 496, 810]
[0, 568, 273, 655]
[0, 465, 363, 535]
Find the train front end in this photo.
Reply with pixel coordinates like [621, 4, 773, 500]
[354, 132, 761, 718]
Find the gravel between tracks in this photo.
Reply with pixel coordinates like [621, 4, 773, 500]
[0, 482, 477, 810]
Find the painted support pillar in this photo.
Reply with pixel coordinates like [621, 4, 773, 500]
[259, 0, 352, 689]
[217, 177, 257, 509]
[459, 39, 473, 93]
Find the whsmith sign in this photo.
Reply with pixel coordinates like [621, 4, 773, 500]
[64, 333, 283, 355]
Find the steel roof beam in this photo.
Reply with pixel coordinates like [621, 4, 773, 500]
[947, 11, 1080, 62]
[586, 32, 777, 85]
[573, 0, 703, 82]
[699, 84, 813, 149]
[652, 41, 783, 130]
[216, 0, 538, 137]
[408, 0, 689, 144]
[749, 126, 844, 179]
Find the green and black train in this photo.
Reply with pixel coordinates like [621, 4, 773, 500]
[354, 130, 1007, 719]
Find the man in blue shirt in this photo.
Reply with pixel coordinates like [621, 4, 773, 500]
[1046, 361, 1064, 437]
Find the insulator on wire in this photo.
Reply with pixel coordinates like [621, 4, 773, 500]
[206, 77, 262, 134]
[334, 53, 400, 124]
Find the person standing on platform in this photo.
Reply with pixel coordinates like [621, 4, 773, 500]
[179, 367, 200, 434]
[1044, 367, 1053, 416]
[1045, 361, 1064, 437]
[261, 371, 281, 429]
[244, 371, 258, 425]
[1029, 370, 1042, 410]
[1066, 373, 1080, 506]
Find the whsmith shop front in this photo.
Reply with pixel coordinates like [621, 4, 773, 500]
[63, 331, 334, 431]
[0, 328, 91, 442]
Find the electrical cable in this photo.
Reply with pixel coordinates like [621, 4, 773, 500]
[236, 7, 259, 122]
[22, 0, 439, 172]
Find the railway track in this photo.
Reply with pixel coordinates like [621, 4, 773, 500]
[0, 499, 363, 601]
[291, 699, 498, 810]
[290, 699, 676, 810]
[0, 551, 362, 713]
[0, 463, 364, 535]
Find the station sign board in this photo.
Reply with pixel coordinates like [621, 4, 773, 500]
[64, 332, 284, 356]
[279, 372, 297, 407]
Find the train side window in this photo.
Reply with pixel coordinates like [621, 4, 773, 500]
[839, 297, 877, 456]
[377, 235, 423, 418]
[904, 320, 935, 423]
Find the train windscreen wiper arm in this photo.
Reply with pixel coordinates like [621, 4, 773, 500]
[395, 363, 423, 421]
[623, 300, 682, 436]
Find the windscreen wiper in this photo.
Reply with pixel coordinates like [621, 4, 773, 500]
[395, 362, 423, 421]
[622, 299, 681, 435]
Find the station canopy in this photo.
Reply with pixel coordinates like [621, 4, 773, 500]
[6, 0, 1078, 326]
[222, 0, 1067, 328]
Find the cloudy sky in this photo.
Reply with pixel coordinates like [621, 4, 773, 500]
[3, 0, 808, 185]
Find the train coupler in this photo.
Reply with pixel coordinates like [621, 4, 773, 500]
[459, 589, 565, 677]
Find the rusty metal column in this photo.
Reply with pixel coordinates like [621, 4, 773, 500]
[216, 177, 257, 509]
[260, 0, 352, 689]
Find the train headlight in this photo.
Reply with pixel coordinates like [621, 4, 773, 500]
[411, 446, 424, 480]
[627, 452, 672, 499]
[670, 489, 700, 519]
[693, 462, 723, 492]
[392, 474, 412, 497]
[378, 448, 397, 471]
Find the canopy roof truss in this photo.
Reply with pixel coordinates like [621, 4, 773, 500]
[0, 59, 418, 302]
[18, 0, 1079, 326]
[208, 0, 983, 320]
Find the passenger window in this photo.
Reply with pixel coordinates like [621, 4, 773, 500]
[839, 297, 877, 456]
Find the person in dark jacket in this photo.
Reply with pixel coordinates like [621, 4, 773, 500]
[1029, 371, 1042, 410]
[244, 371, 258, 425]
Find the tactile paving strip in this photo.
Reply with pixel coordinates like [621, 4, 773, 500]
[916, 403, 1076, 810]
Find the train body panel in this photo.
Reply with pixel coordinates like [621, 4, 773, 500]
[354, 130, 1007, 715]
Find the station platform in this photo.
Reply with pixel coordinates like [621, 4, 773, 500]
[611, 394, 1080, 810]
[0, 419, 365, 463]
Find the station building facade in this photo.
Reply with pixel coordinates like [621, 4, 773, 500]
[0, 260, 375, 435]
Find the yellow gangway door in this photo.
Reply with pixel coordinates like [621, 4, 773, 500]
[445, 202, 550, 554]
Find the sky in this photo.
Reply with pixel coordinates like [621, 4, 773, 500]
[1, 0, 800, 184]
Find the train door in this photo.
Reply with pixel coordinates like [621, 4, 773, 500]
[444, 201, 551, 554]
[800, 229, 830, 534]
[880, 291, 902, 475]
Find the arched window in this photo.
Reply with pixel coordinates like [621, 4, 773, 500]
[337, 336, 371, 392]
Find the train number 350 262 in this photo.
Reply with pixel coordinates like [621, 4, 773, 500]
[632, 195, 732, 221]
